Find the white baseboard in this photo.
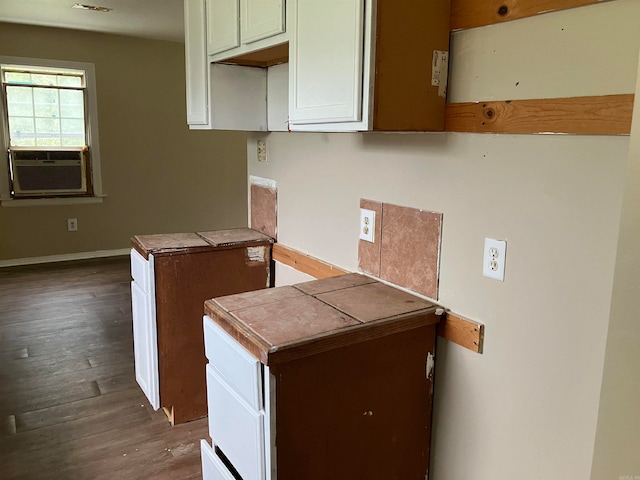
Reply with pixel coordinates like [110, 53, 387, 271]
[0, 248, 130, 268]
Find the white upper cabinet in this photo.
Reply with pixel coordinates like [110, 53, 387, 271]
[184, 0, 450, 132]
[185, 0, 288, 130]
[289, 0, 451, 132]
[289, 0, 365, 125]
[207, 0, 287, 60]
[241, 0, 285, 45]
[206, 0, 240, 55]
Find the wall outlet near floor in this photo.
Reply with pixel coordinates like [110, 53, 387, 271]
[483, 237, 506, 281]
[360, 208, 375, 243]
[67, 218, 78, 232]
[257, 139, 267, 162]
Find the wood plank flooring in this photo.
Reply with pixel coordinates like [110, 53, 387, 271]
[0, 258, 207, 479]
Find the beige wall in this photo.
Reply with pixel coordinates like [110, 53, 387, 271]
[248, 2, 640, 478]
[590, 49, 640, 479]
[0, 23, 248, 261]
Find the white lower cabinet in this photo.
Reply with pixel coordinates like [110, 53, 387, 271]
[202, 316, 273, 480]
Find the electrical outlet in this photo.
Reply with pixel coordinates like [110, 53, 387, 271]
[257, 139, 267, 162]
[359, 208, 375, 243]
[483, 237, 506, 281]
[67, 218, 78, 232]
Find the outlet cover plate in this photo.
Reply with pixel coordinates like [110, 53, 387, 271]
[257, 139, 267, 162]
[483, 237, 506, 281]
[360, 208, 375, 243]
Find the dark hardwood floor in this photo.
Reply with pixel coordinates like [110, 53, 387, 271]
[0, 257, 207, 479]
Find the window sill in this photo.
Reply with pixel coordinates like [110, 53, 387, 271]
[1, 195, 105, 207]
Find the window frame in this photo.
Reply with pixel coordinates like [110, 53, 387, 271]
[0, 56, 103, 207]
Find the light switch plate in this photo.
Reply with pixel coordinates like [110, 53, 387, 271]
[360, 208, 375, 243]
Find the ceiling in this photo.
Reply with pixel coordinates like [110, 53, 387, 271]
[0, 0, 185, 43]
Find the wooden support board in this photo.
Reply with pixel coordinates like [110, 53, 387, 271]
[272, 244, 349, 279]
[445, 94, 634, 135]
[450, 0, 615, 31]
[439, 311, 484, 354]
[273, 244, 484, 353]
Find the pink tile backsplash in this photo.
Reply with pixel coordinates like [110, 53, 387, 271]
[251, 184, 277, 239]
[380, 203, 442, 299]
[358, 199, 442, 300]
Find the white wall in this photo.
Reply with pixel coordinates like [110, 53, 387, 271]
[248, 2, 640, 478]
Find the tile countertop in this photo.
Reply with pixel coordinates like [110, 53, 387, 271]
[204, 273, 439, 365]
[131, 228, 272, 259]
[196, 228, 273, 247]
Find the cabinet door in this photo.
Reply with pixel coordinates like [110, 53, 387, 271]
[289, 0, 365, 124]
[184, 0, 209, 126]
[241, 0, 285, 45]
[206, 0, 240, 55]
[131, 281, 160, 410]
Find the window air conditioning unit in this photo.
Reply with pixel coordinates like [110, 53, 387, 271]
[9, 147, 90, 197]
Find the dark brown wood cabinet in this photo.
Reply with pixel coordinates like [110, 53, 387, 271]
[201, 273, 439, 479]
[130, 228, 273, 425]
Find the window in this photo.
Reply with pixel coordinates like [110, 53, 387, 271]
[4, 67, 87, 147]
[0, 57, 102, 206]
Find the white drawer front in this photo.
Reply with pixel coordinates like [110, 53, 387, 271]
[201, 439, 236, 480]
[130, 248, 150, 292]
[203, 315, 263, 410]
[207, 365, 265, 480]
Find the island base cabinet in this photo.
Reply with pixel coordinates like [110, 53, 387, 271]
[201, 313, 438, 479]
[130, 230, 273, 425]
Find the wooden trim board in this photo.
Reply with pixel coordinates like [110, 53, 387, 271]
[272, 244, 349, 279]
[450, 0, 615, 31]
[273, 243, 484, 353]
[445, 94, 634, 135]
[439, 311, 485, 354]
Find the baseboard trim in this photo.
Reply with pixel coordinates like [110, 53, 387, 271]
[0, 248, 130, 268]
